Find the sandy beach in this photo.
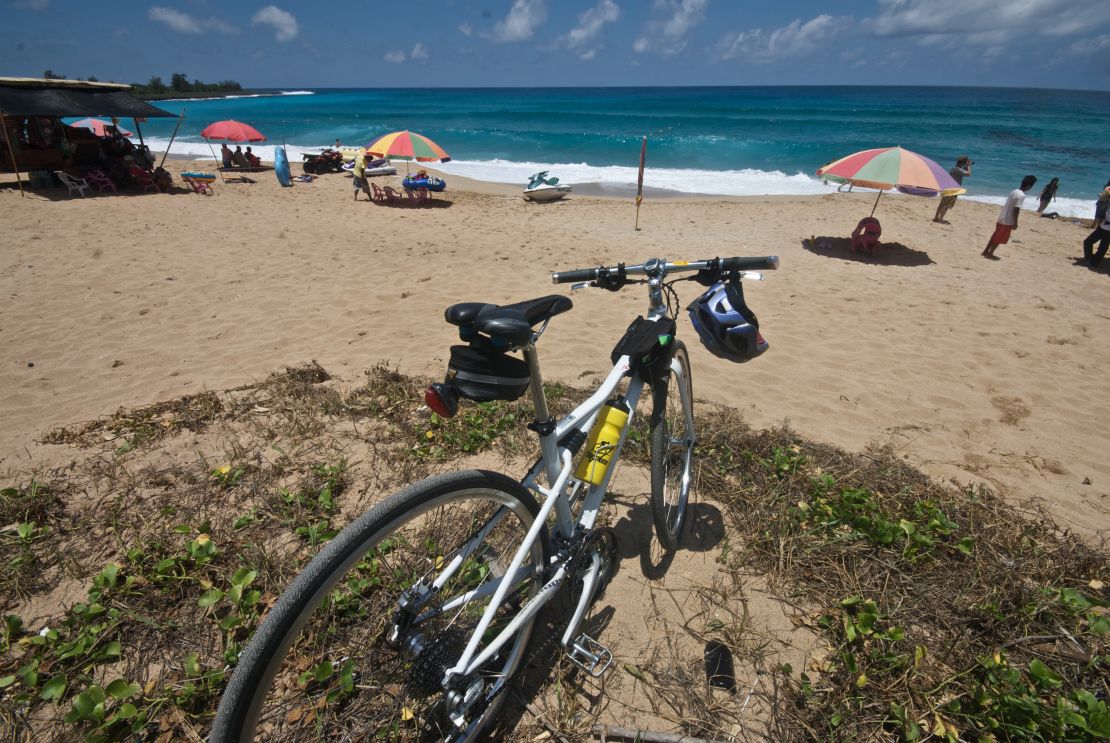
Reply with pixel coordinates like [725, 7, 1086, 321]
[2, 161, 1108, 543]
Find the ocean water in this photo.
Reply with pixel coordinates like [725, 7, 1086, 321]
[131, 86, 1110, 218]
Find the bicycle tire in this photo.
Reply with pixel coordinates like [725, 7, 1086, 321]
[650, 341, 694, 551]
[211, 469, 549, 743]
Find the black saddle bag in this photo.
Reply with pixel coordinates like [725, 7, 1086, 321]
[446, 344, 531, 402]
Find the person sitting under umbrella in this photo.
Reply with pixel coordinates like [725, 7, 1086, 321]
[245, 146, 261, 167]
[232, 146, 249, 168]
[221, 144, 233, 168]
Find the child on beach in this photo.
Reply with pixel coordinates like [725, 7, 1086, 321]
[1037, 178, 1059, 213]
[982, 175, 1036, 260]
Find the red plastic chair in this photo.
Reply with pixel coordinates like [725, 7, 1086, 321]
[851, 217, 882, 256]
[370, 182, 387, 203]
[128, 165, 161, 194]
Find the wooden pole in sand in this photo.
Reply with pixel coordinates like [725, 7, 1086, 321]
[634, 136, 647, 231]
[158, 109, 185, 169]
[870, 189, 884, 217]
[0, 110, 25, 198]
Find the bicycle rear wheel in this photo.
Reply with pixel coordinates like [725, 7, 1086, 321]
[650, 341, 694, 551]
[211, 469, 548, 742]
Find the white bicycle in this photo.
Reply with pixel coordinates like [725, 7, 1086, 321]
[211, 255, 777, 742]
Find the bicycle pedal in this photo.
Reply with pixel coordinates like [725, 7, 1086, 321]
[566, 634, 612, 677]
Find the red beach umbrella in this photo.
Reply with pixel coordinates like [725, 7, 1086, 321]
[69, 118, 132, 138]
[200, 120, 267, 142]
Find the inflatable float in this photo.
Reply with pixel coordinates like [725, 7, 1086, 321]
[274, 147, 292, 187]
[402, 173, 446, 192]
[181, 171, 216, 183]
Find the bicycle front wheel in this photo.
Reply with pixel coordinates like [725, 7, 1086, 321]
[650, 341, 694, 551]
[211, 469, 549, 743]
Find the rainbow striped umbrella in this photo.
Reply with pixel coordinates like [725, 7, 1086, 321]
[817, 146, 964, 215]
[366, 130, 451, 163]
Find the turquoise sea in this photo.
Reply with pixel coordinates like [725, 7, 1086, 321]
[134, 86, 1110, 217]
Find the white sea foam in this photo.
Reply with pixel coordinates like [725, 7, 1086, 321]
[964, 194, 1093, 220]
[155, 90, 315, 102]
[437, 158, 830, 196]
[141, 139, 1098, 217]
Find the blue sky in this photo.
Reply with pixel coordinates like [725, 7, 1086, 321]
[3, 0, 1109, 90]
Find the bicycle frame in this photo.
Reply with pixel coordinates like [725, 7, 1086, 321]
[441, 279, 687, 683]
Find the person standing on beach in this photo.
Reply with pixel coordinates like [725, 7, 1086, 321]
[982, 175, 1036, 259]
[933, 155, 972, 223]
[1037, 178, 1059, 213]
[1082, 203, 1110, 267]
[1093, 179, 1110, 228]
[352, 149, 372, 201]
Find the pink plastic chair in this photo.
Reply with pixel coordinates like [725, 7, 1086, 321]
[851, 217, 882, 256]
[85, 169, 118, 194]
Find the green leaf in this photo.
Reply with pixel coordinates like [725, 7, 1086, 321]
[0, 675, 17, 688]
[1029, 658, 1062, 688]
[39, 676, 66, 700]
[184, 652, 201, 677]
[198, 588, 224, 608]
[113, 702, 138, 720]
[172, 524, 192, 534]
[101, 640, 122, 660]
[106, 678, 139, 700]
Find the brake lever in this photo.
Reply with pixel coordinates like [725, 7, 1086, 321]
[739, 271, 764, 281]
[571, 282, 593, 292]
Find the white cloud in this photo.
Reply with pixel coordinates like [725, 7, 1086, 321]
[251, 5, 299, 42]
[564, 0, 620, 58]
[148, 7, 236, 35]
[868, 0, 1110, 42]
[492, 0, 547, 43]
[633, 0, 708, 57]
[1068, 33, 1110, 54]
[383, 44, 428, 64]
[459, 22, 473, 36]
[719, 14, 849, 63]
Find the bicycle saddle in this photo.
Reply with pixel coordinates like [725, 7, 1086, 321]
[445, 295, 573, 346]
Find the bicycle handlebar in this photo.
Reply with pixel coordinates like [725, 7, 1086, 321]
[551, 256, 779, 285]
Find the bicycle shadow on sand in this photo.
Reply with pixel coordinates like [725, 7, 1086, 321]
[803, 236, 934, 266]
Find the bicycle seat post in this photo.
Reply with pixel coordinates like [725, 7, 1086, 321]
[522, 342, 561, 487]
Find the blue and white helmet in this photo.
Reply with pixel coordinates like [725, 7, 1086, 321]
[687, 280, 768, 363]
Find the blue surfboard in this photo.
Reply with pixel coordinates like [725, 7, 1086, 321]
[275, 147, 291, 187]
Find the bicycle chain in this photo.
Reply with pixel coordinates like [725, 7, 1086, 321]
[525, 527, 619, 667]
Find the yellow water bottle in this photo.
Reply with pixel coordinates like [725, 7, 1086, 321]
[575, 398, 630, 486]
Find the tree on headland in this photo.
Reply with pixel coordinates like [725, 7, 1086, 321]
[146, 76, 166, 93]
[170, 72, 190, 92]
[43, 69, 65, 80]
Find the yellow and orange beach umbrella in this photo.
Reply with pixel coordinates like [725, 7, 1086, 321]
[366, 130, 451, 163]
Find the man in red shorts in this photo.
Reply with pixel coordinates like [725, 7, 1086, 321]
[983, 175, 1036, 259]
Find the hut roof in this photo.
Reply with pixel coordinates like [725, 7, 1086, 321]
[0, 77, 174, 118]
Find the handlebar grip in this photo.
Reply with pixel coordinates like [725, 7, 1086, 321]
[551, 267, 601, 284]
[720, 256, 780, 271]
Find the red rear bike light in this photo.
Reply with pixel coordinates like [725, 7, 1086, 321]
[425, 383, 459, 419]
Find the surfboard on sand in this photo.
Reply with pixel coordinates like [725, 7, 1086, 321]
[275, 147, 292, 187]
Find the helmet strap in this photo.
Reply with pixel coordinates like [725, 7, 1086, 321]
[725, 274, 760, 330]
